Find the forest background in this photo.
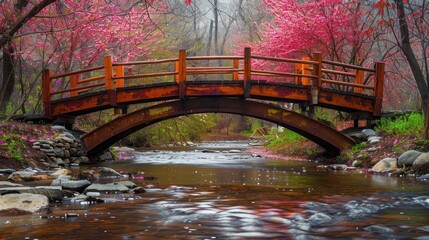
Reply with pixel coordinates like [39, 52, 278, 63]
[0, 0, 428, 149]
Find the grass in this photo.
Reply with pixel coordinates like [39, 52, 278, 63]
[375, 112, 424, 137]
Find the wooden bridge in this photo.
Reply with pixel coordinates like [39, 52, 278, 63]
[42, 48, 385, 155]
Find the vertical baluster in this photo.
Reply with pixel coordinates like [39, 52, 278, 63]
[244, 47, 251, 98]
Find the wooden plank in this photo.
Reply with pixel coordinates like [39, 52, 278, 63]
[179, 50, 187, 99]
[322, 68, 357, 77]
[77, 75, 104, 84]
[187, 56, 242, 61]
[51, 83, 105, 95]
[374, 61, 385, 115]
[113, 58, 179, 66]
[252, 70, 316, 79]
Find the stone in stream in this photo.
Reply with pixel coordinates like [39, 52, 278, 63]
[363, 225, 394, 233]
[115, 181, 137, 189]
[0, 193, 49, 214]
[132, 187, 146, 194]
[0, 186, 63, 201]
[80, 167, 122, 180]
[8, 171, 49, 182]
[84, 183, 130, 193]
[398, 150, 423, 167]
[51, 177, 91, 192]
[308, 212, 332, 224]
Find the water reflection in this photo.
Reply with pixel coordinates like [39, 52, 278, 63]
[1, 141, 429, 239]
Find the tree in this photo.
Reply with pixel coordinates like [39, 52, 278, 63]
[0, 0, 192, 115]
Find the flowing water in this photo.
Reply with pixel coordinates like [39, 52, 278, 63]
[1, 141, 429, 239]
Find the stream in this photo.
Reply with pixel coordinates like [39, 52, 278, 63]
[1, 141, 429, 239]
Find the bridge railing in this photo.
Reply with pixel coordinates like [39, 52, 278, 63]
[42, 47, 384, 117]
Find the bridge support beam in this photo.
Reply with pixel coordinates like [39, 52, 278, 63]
[82, 98, 355, 155]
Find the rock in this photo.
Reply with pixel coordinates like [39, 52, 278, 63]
[371, 159, 392, 173]
[0, 169, 16, 174]
[367, 147, 380, 152]
[115, 181, 137, 189]
[398, 150, 423, 167]
[369, 139, 381, 145]
[414, 152, 429, 167]
[55, 158, 65, 165]
[362, 129, 376, 138]
[132, 187, 146, 194]
[349, 132, 367, 141]
[0, 193, 49, 214]
[50, 169, 72, 178]
[76, 156, 89, 164]
[0, 181, 23, 187]
[328, 164, 348, 170]
[84, 183, 130, 193]
[54, 147, 65, 158]
[8, 171, 36, 182]
[64, 150, 71, 158]
[113, 147, 135, 152]
[91, 167, 122, 177]
[309, 213, 332, 224]
[0, 187, 63, 201]
[368, 136, 382, 142]
[229, 150, 242, 153]
[98, 152, 114, 161]
[363, 225, 394, 233]
[417, 174, 429, 180]
[352, 160, 362, 167]
[384, 158, 398, 168]
[51, 178, 91, 192]
[86, 192, 101, 197]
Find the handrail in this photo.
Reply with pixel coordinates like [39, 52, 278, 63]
[187, 56, 243, 61]
[322, 59, 375, 72]
[42, 47, 385, 119]
[50, 66, 104, 79]
[252, 55, 319, 65]
[113, 58, 178, 66]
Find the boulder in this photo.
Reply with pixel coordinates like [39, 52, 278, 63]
[398, 150, 423, 167]
[0, 187, 62, 201]
[0, 193, 49, 214]
[349, 132, 367, 141]
[362, 129, 376, 138]
[51, 179, 91, 192]
[84, 183, 130, 193]
[132, 187, 146, 194]
[328, 164, 348, 170]
[413, 152, 429, 166]
[91, 167, 122, 177]
[352, 160, 362, 167]
[371, 158, 397, 173]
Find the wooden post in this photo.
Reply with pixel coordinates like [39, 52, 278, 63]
[354, 70, 364, 94]
[104, 55, 117, 107]
[178, 50, 187, 99]
[311, 52, 322, 105]
[301, 57, 311, 86]
[233, 59, 239, 80]
[175, 61, 180, 83]
[243, 47, 251, 98]
[42, 69, 53, 119]
[70, 74, 78, 97]
[374, 61, 385, 116]
[116, 65, 124, 88]
[295, 62, 302, 85]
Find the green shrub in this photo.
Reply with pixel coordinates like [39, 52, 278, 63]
[375, 112, 424, 137]
[266, 129, 303, 148]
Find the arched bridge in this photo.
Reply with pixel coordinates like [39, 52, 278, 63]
[42, 48, 385, 155]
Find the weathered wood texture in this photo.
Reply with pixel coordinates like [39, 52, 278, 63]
[42, 48, 384, 118]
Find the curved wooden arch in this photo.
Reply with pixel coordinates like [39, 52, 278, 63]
[82, 98, 355, 155]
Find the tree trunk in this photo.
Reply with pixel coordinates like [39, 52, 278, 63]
[0, 46, 15, 113]
[394, 0, 428, 114]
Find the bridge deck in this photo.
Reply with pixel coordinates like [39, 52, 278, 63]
[42, 48, 384, 118]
